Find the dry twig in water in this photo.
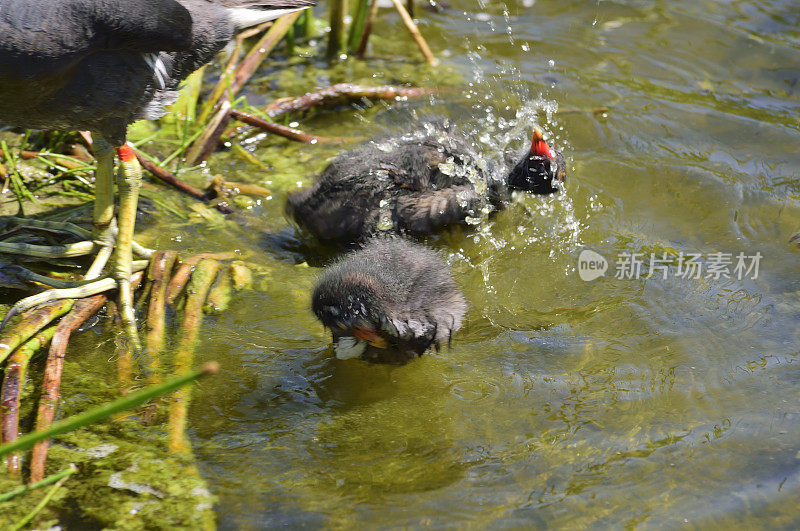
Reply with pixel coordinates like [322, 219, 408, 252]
[0, 325, 56, 475]
[230, 110, 337, 143]
[389, 0, 437, 65]
[264, 83, 435, 119]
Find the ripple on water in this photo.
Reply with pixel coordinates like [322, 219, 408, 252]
[174, 0, 800, 526]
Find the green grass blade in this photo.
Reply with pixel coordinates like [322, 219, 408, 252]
[0, 362, 219, 458]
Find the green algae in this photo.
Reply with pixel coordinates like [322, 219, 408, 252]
[37, 423, 213, 529]
[0, 335, 217, 529]
[0, 24, 463, 528]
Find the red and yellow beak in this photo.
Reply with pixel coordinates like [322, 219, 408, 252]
[352, 326, 388, 349]
[530, 126, 556, 160]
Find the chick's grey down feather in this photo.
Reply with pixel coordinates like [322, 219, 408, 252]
[313, 238, 467, 364]
[288, 118, 506, 245]
[0, 0, 313, 145]
[288, 117, 565, 246]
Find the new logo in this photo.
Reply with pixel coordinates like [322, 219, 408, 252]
[578, 249, 608, 281]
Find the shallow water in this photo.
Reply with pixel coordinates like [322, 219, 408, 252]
[18, 0, 800, 527]
[183, 1, 800, 527]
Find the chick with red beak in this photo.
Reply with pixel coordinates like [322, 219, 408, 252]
[506, 126, 566, 194]
[288, 117, 568, 247]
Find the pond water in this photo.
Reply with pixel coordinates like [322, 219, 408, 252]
[35, 0, 800, 527]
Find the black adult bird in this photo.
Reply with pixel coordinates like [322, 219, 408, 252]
[0, 0, 314, 347]
[287, 117, 567, 247]
[312, 238, 467, 364]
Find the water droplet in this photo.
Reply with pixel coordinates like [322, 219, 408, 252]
[377, 213, 394, 231]
[438, 158, 456, 176]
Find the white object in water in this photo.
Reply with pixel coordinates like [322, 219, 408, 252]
[335, 336, 366, 360]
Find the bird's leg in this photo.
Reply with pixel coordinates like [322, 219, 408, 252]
[86, 140, 155, 277]
[0, 139, 156, 338]
[84, 136, 117, 280]
[114, 143, 143, 351]
[0, 137, 150, 262]
[0, 140, 122, 332]
[92, 138, 116, 242]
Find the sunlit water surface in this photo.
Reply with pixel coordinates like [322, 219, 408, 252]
[54, 0, 800, 527]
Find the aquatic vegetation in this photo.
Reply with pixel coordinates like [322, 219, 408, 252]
[0, 3, 453, 526]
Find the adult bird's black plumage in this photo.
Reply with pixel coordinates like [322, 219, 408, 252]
[312, 238, 467, 364]
[287, 117, 567, 247]
[0, 0, 315, 145]
[0, 0, 314, 348]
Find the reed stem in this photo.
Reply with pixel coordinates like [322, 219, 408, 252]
[327, 0, 348, 59]
[285, 23, 295, 55]
[0, 463, 76, 503]
[165, 252, 236, 305]
[389, 0, 437, 65]
[203, 266, 233, 315]
[0, 300, 74, 365]
[303, 9, 315, 37]
[1, 326, 57, 475]
[10, 467, 75, 530]
[347, 0, 370, 53]
[168, 259, 221, 454]
[146, 251, 178, 378]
